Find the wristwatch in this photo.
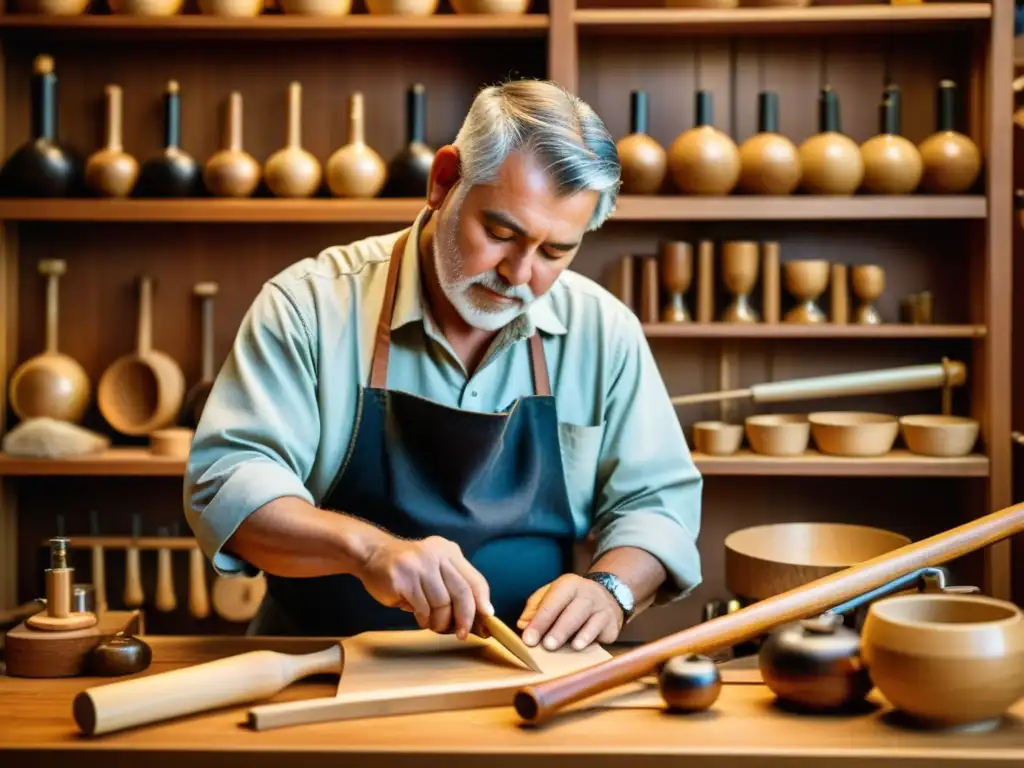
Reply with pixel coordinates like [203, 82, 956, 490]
[585, 571, 635, 622]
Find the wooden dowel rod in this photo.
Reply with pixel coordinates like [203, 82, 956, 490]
[39, 536, 200, 551]
[672, 387, 753, 406]
[514, 501, 1024, 724]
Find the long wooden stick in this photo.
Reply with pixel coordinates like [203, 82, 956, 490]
[513, 501, 1024, 724]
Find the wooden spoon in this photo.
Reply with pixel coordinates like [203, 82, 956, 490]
[8, 258, 90, 424]
[326, 92, 387, 198]
[84, 84, 139, 198]
[264, 81, 322, 198]
[181, 281, 219, 428]
[203, 92, 260, 198]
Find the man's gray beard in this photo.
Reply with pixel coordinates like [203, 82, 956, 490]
[432, 195, 535, 333]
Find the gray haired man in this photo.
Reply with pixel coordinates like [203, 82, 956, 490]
[184, 80, 703, 652]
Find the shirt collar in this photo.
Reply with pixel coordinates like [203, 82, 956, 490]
[389, 206, 568, 337]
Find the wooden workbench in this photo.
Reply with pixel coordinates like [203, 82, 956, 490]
[0, 635, 1022, 767]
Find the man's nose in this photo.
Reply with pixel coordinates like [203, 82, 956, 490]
[498, 250, 534, 287]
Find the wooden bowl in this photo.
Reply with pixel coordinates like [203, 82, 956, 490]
[198, 0, 264, 15]
[107, 0, 184, 14]
[278, 0, 352, 13]
[744, 414, 810, 457]
[862, 594, 1024, 729]
[450, 0, 530, 12]
[693, 421, 743, 456]
[725, 522, 911, 602]
[899, 415, 979, 458]
[365, 0, 437, 13]
[17, 0, 90, 13]
[809, 411, 898, 457]
[149, 427, 193, 458]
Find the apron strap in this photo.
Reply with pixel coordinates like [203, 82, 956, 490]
[369, 221, 553, 397]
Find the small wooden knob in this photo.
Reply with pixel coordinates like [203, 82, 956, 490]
[193, 282, 219, 297]
[34, 54, 54, 75]
[38, 258, 67, 277]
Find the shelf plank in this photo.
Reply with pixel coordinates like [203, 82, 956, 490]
[0, 195, 988, 223]
[0, 13, 550, 40]
[0, 447, 988, 478]
[693, 449, 989, 478]
[574, 4, 991, 36]
[642, 323, 987, 339]
[0, 448, 185, 477]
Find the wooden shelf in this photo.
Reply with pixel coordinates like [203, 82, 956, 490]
[642, 323, 986, 339]
[0, 13, 549, 40]
[0, 195, 988, 223]
[574, 4, 991, 36]
[0, 448, 185, 477]
[692, 449, 990, 478]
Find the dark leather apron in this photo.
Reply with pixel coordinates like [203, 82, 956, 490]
[250, 222, 577, 636]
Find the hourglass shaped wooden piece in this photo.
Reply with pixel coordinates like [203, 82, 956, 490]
[659, 241, 692, 323]
[851, 265, 885, 325]
[783, 260, 830, 323]
[721, 242, 760, 323]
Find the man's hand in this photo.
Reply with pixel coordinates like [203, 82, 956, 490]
[358, 534, 494, 640]
[516, 574, 624, 651]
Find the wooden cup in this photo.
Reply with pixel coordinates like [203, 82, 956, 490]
[659, 241, 693, 323]
[721, 241, 760, 323]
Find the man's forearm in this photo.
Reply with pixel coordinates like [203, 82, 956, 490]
[589, 546, 667, 617]
[225, 496, 388, 578]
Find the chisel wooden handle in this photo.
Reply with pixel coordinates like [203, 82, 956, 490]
[73, 644, 343, 736]
[188, 545, 210, 619]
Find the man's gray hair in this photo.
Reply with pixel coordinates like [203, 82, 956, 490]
[453, 80, 621, 231]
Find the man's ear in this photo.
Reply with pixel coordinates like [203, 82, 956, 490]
[426, 145, 460, 210]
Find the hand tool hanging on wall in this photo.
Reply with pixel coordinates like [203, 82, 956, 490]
[123, 515, 144, 609]
[154, 526, 176, 613]
[181, 281, 219, 428]
[89, 510, 108, 615]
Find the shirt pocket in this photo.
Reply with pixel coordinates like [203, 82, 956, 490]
[557, 421, 606, 527]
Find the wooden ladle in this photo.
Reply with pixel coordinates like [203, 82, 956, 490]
[84, 84, 139, 198]
[181, 281, 219, 428]
[264, 81, 322, 198]
[203, 92, 260, 198]
[97, 276, 185, 436]
[8, 258, 90, 424]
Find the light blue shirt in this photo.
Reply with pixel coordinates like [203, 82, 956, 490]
[185, 208, 703, 603]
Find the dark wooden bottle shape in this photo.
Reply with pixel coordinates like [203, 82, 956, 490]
[381, 83, 435, 198]
[0, 54, 82, 197]
[136, 80, 201, 197]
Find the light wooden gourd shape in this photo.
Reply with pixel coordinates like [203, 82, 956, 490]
[668, 90, 741, 195]
[203, 92, 261, 198]
[264, 82, 322, 198]
[797, 85, 864, 195]
[737, 90, 801, 195]
[859, 85, 923, 195]
[917, 79, 982, 194]
[326, 92, 387, 199]
[107, 0, 184, 15]
[8, 259, 90, 424]
[450, 0, 530, 13]
[616, 90, 667, 196]
[198, 0, 264, 15]
[278, 0, 353, 14]
[85, 84, 139, 198]
[17, 0, 90, 15]
[365, 0, 438, 13]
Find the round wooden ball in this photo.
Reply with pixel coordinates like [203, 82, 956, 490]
[859, 135, 923, 195]
[667, 126, 741, 195]
[918, 132, 981, 194]
[658, 653, 722, 712]
[617, 133, 667, 195]
[798, 131, 864, 195]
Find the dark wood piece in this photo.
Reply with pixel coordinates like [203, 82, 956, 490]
[4, 610, 143, 678]
[380, 83, 435, 198]
[135, 81, 201, 198]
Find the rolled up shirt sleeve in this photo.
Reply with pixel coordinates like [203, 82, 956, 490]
[589, 314, 703, 604]
[184, 282, 320, 577]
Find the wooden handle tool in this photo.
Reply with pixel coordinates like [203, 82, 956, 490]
[123, 514, 144, 608]
[89, 510, 107, 614]
[671, 359, 965, 406]
[188, 544, 210, 619]
[154, 526, 176, 613]
[514, 501, 1024, 724]
[477, 613, 542, 673]
[73, 643, 343, 736]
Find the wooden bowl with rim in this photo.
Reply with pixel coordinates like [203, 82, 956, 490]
[899, 414, 979, 458]
[725, 522, 911, 602]
[744, 414, 810, 456]
[809, 411, 898, 457]
[861, 593, 1024, 730]
[693, 421, 744, 456]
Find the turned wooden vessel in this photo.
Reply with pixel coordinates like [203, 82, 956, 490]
[326, 92, 387, 199]
[918, 80, 982, 194]
[85, 85, 139, 198]
[8, 259, 90, 424]
[0, 55, 82, 197]
[659, 241, 692, 322]
[17, 0, 90, 15]
[850, 264, 885, 324]
[737, 91, 801, 195]
[899, 414, 979, 458]
[450, 0, 530, 11]
[381, 83, 435, 198]
[264, 82, 322, 198]
[136, 81, 201, 198]
[365, 0, 438, 13]
[108, 0, 184, 14]
[279, 0, 353, 13]
[809, 411, 899, 457]
[720, 241, 759, 322]
[617, 90, 667, 195]
[860, 85, 923, 195]
[668, 90, 740, 196]
[798, 86, 863, 195]
[198, 0, 264, 18]
[203, 92, 261, 198]
[658, 654, 722, 712]
[783, 260, 829, 323]
[743, 414, 809, 457]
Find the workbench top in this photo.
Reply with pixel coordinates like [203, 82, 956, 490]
[1, 635, 1022, 767]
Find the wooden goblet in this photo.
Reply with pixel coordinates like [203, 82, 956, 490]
[851, 265, 885, 325]
[721, 241, 760, 323]
[659, 241, 693, 323]
[783, 260, 830, 323]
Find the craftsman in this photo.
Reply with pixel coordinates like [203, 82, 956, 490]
[184, 80, 703, 652]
